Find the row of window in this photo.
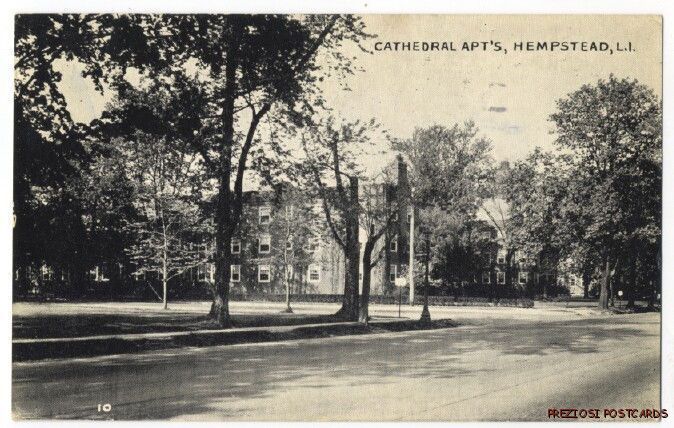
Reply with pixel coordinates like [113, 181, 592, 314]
[232, 236, 402, 255]
[36, 265, 114, 283]
[230, 237, 320, 255]
[259, 204, 414, 232]
[482, 271, 528, 285]
[383, 268, 530, 285]
[228, 264, 321, 283]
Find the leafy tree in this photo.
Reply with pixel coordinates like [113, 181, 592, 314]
[92, 82, 213, 308]
[549, 75, 661, 309]
[502, 149, 572, 297]
[116, 15, 372, 326]
[15, 14, 372, 326]
[427, 213, 488, 295]
[392, 122, 493, 307]
[392, 122, 492, 211]
[14, 14, 162, 296]
[76, 136, 138, 294]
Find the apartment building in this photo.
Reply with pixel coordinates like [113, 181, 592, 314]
[195, 156, 414, 296]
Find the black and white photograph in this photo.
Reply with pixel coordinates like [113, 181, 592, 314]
[9, 6, 668, 423]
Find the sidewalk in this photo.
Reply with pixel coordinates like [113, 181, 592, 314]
[13, 317, 458, 362]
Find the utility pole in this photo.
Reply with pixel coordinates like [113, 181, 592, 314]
[420, 229, 431, 325]
[408, 205, 415, 305]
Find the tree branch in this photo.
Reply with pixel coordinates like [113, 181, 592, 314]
[232, 102, 272, 221]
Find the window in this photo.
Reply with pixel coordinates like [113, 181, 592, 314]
[305, 238, 319, 253]
[518, 271, 528, 284]
[285, 240, 293, 251]
[482, 271, 491, 284]
[258, 234, 271, 254]
[197, 265, 207, 282]
[497, 271, 506, 284]
[259, 206, 271, 224]
[308, 264, 321, 283]
[390, 237, 398, 252]
[41, 265, 53, 281]
[390, 264, 398, 282]
[258, 265, 271, 282]
[231, 238, 241, 254]
[497, 254, 505, 264]
[231, 265, 241, 282]
[90, 265, 109, 282]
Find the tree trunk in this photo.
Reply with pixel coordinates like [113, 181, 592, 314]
[359, 241, 374, 324]
[162, 257, 168, 310]
[598, 256, 610, 310]
[282, 262, 293, 313]
[626, 252, 637, 308]
[419, 233, 431, 325]
[211, 24, 240, 328]
[335, 177, 360, 321]
[284, 269, 291, 309]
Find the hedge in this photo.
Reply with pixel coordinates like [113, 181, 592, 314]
[228, 293, 534, 308]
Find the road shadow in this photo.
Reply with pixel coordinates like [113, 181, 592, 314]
[12, 314, 660, 420]
[13, 312, 389, 339]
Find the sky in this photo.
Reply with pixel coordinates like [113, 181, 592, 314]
[55, 14, 662, 171]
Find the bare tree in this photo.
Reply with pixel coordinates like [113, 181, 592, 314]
[270, 188, 320, 313]
[122, 132, 210, 309]
[301, 117, 380, 321]
[358, 176, 399, 324]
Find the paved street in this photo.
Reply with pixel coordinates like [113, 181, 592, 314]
[12, 305, 660, 421]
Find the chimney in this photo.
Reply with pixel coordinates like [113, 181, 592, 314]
[397, 154, 409, 195]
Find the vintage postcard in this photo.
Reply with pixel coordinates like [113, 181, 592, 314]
[11, 12, 664, 422]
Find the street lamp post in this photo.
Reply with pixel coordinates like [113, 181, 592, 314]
[420, 229, 431, 325]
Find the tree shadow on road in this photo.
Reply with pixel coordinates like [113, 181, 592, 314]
[12, 315, 660, 420]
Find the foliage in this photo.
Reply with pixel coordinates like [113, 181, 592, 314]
[392, 121, 493, 212]
[393, 122, 494, 291]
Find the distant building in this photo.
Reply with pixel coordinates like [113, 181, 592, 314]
[470, 220, 578, 297]
[196, 156, 414, 296]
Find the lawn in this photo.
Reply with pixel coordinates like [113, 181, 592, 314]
[12, 301, 461, 361]
[12, 302, 359, 339]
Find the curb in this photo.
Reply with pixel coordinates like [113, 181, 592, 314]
[13, 318, 458, 362]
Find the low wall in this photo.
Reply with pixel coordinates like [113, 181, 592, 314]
[230, 294, 534, 308]
[15, 291, 534, 308]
